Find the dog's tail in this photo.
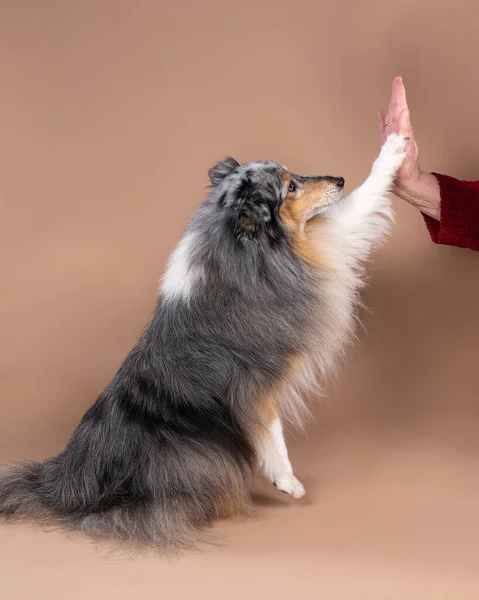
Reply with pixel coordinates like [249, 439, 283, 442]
[0, 461, 48, 520]
[0, 457, 244, 553]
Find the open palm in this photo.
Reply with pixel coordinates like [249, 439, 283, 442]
[378, 76, 422, 193]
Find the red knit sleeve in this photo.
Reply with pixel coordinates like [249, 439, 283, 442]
[422, 173, 479, 251]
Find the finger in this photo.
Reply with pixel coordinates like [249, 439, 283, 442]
[378, 108, 387, 128]
[378, 109, 387, 144]
[391, 76, 407, 106]
[398, 108, 418, 160]
[398, 107, 413, 137]
[388, 75, 408, 116]
[380, 107, 401, 136]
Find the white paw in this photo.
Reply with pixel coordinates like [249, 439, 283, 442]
[376, 133, 408, 171]
[383, 132, 409, 153]
[274, 475, 305, 499]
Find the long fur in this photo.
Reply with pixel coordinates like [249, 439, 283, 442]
[0, 134, 408, 552]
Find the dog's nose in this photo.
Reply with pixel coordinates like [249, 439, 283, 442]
[336, 177, 345, 189]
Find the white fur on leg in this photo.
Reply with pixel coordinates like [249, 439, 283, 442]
[354, 133, 409, 198]
[308, 133, 408, 271]
[332, 133, 408, 250]
[258, 418, 305, 499]
[298, 134, 409, 395]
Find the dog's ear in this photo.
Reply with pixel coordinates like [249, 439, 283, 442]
[234, 179, 272, 231]
[208, 157, 240, 186]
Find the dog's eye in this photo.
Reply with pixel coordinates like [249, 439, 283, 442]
[288, 181, 297, 193]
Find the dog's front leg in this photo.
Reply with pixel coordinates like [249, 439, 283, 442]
[343, 133, 409, 219]
[329, 133, 409, 258]
[257, 416, 305, 499]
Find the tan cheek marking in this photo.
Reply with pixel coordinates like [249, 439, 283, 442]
[280, 180, 332, 228]
[279, 201, 300, 232]
[280, 180, 336, 270]
[280, 202, 327, 269]
[301, 180, 332, 211]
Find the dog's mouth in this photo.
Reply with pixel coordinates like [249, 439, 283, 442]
[305, 188, 344, 220]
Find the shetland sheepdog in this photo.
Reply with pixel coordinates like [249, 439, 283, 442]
[0, 134, 408, 551]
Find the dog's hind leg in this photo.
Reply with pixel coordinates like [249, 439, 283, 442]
[257, 416, 305, 499]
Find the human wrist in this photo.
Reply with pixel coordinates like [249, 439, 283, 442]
[394, 172, 441, 220]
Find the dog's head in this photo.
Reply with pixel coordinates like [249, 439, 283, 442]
[208, 157, 345, 238]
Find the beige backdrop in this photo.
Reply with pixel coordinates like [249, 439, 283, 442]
[1, 1, 479, 599]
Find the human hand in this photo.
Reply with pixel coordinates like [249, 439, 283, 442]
[378, 76, 440, 220]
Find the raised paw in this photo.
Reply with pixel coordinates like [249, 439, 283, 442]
[273, 475, 305, 499]
[372, 133, 408, 181]
[382, 132, 409, 156]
